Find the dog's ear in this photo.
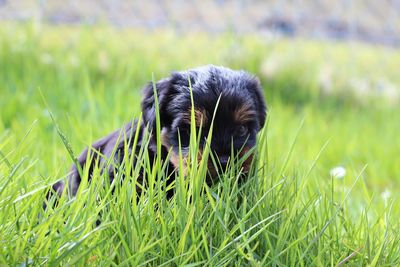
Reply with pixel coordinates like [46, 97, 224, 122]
[141, 77, 174, 132]
[249, 77, 267, 130]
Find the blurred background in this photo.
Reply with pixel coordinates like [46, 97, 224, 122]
[1, 0, 400, 46]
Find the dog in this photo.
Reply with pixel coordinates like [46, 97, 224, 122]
[50, 65, 267, 199]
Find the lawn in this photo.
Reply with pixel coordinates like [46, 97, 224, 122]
[0, 22, 399, 265]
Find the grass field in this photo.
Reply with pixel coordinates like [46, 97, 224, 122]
[1, 22, 400, 265]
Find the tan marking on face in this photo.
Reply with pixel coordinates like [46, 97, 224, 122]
[161, 127, 188, 174]
[182, 108, 208, 127]
[234, 103, 256, 124]
[170, 150, 188, 175]
[197, 149, 203, 162]
[170, 151, 180, 168]
[239, 146, 254, 173]
[170, 148, 206, 177]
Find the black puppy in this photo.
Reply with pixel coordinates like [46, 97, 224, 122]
[51, 65, 267, 198]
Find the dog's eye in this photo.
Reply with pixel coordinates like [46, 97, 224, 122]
[236, 125, 249, 137]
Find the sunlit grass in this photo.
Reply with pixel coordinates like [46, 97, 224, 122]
[0, 22, 399, 265]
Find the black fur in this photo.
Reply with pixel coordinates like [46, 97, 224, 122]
[50, 65, 267, 199]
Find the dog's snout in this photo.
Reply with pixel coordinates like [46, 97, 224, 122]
[219, 155, 229, 169]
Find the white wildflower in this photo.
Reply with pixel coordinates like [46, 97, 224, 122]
[329, 166, 346, 179]
[381, 189, 391, 201]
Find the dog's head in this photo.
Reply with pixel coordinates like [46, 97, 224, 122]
[141, 65, 266, 181]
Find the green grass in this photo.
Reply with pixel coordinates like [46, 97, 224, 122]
[0, 22, 400, 265]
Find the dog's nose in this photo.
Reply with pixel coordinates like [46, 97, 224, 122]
[219, 156, 229, 169]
